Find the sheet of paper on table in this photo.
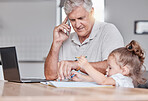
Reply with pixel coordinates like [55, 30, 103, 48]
[40, 81, 113, 88]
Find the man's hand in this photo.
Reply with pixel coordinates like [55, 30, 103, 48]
[53, 16, 71, 45]
[57, 60, 78, 80]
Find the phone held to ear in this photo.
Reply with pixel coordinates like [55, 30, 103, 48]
[66, 19, 70, 35]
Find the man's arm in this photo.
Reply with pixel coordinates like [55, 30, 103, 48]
[44, 42, 61, 80]
[78, 60, 108, 75]
[90, 60, 108, 74]
[44, 17, 70, 80]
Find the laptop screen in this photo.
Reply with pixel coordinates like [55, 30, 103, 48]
[0, 47, 21, 81]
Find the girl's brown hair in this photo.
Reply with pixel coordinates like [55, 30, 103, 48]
[109, 40, 146, 87]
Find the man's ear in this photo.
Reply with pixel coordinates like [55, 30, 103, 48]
[122, 66, 130, 76]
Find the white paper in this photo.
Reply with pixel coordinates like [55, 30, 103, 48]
[41, 81, 112, 88]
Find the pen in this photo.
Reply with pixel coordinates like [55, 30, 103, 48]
[71, 56, 87, 78]
[75, 56, 87, 61]
[71, 69, 80, 78]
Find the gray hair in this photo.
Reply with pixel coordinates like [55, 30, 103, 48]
[64, 0, 93, 15]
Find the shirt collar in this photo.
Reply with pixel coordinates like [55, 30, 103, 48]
[89, 20, 98, 40]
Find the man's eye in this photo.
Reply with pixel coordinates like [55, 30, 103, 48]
[78, 17, 85, 20]
[70, 19, 75, 21]
[78, 17, 83, 20]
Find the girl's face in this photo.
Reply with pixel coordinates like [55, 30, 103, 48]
[106, 56, 123, 77]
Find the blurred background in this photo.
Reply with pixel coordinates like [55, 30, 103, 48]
[0, 0, 148, 80]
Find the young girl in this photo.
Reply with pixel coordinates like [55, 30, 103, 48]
[72, 40, 146, 88]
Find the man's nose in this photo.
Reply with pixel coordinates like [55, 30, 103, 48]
[75, 20, 81, 28]
[106, 67, 109, 72]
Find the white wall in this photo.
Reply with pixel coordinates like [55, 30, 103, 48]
[105, 0, 148, 70]
[0, 0, 57, 79]
[0, 0, 56, 61]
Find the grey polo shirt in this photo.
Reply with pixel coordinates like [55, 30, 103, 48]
[59, 21, 124, 62]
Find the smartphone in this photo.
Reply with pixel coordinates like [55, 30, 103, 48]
[66, 18, 70, 35]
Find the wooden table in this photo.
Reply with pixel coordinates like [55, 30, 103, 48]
[0, 80, 148, 101]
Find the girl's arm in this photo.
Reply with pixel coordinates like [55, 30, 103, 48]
[85, 63, 115, 85]
[78, 56, 116, 85]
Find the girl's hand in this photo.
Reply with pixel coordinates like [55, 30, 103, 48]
[71, 71, 94, 82]
[78, 56, 89, 69]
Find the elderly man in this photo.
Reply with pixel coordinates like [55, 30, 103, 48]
[44, 0, 124, 80]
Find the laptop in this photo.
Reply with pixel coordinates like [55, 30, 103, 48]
[0, 46, 47, 83]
